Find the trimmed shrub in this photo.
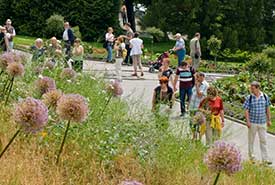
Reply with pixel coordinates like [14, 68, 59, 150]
[45, 14, 64, 39]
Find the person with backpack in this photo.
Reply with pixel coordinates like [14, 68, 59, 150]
[121, 22, 134, 65]
[63, 22, 75, 57]
[173, 61, 195, 116]
[190, 33, 201, 70]
[105, 27, 115, 63]
[243, 81, 272, 165]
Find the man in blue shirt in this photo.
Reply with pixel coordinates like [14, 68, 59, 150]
[173, 33, 186, 67]
[243, 81, 272, 165]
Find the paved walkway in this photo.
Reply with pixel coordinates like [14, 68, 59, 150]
[83, 60, 275, 166]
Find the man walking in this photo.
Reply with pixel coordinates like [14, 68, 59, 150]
[173, 61, 195, 116]
[243, 81, 272, 165]
[122, 22, 134, 65]
[5, 19, 16, 51]
[173, 33, 186, 67]
[130, 32, 144, 77]
[63, 22, 75, 57]
[190, 33, 201, 70]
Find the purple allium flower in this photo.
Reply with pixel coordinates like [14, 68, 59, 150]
[60, 68, 77, 80]
[42, 89, 63, 108]
[34, 66, 44, 75]
[44, 60, 55, 70]
[120, 180, 143, 185]
[204, 141, 242, 176]
[13, 97, 48, 134]
[6, 62, 25, 77]
[13, 52, 27, 65]
[56, 94, 89, 123]
[106, 80, 123, 97]
[35, 76, 56, 95]
[0, 52, 14, 70]
[193, 112, 206, 125]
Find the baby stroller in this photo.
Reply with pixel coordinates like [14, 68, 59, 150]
[148, 51, 170, 73]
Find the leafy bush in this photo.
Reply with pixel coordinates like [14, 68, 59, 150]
[144, 27, 165, 42]
[45, 14, 64, 39]
[220, 49, 252, 62]
[207, 35, 222, 62]
[72, 26, 82, 40]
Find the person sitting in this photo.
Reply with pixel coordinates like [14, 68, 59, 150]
[48, 37, 62, 57]
[152, 76, 174, 112]
[158, 58, 174, 85]
[31, 38, 46, 62]
[71, 38, 84, 72]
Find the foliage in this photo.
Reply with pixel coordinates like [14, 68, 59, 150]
[141, 0, 274, 54]
[207, 35, 222, 62]
[45, 14, 65, 39]
[71, 26, 82, 40]
[0, 0, 120, 41]
[220, 49, 252, 63]
[144, 27, 165, 42]
[246, 53, 270, 79]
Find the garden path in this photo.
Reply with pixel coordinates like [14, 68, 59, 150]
[84, 60, 275, 167]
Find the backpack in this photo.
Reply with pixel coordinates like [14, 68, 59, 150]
[248, 94, 267, 107]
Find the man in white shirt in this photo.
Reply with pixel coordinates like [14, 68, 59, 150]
[63, 22, 75, 56]
[130, 32, 144, 77]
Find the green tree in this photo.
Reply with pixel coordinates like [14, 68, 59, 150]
[45, 14, 64, 39]
[207, 35, 222, 63]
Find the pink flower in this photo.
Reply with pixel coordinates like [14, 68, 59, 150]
[44, 60, 55, 70]
[120, 180, 143, 185]
[35, 76, 56, 95]
[6, 62, 25, 77]
[60, 68, 77, 80]
[42, 89, 63, 108]
[13, 97, 48, 133]
[106, 80, 123, 97]
[204, 141, 242, 176]
[0, 52, 14, 70]
[56, 94, 89, 123]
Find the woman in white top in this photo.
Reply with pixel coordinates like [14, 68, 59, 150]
[130, 32, 144, 77]
[105, 27, 115, 63]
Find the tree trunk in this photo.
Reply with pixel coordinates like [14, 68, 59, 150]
[125, 0, 136, 32]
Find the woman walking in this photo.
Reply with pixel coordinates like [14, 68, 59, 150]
[105, 27, 115, 63]
[199, 86, 225, 145]
[158, 58, 174, 85]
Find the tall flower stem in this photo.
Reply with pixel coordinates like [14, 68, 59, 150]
[56, 120, 71, 164]
[5, 77, 14, 105]
[2, 78, 10, 96]
[100, 94, 112, 118]
[213, 172, 221, 185]
[0, 129, 20, 159]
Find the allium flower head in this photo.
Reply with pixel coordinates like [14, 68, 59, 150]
[13, 97, 48, 133]
[13, 52, 27, 65]
[204, 141, 242, 175]
[106, 80, 123, 97]
[44, 60, 55, 70]
[56, 94, 89, 123]
[120, 180, 143, 185]
[6, 62, 25, 77]
[34, 66, 43, 75]
[193, 112, 206, 125]
[60, 68, 77, 80]
[35, 76, 56, 95]
[42, 89, 63, 108]
[0, 52, 14, 70]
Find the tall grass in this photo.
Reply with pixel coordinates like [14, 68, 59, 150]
[0, 58, 275, 184]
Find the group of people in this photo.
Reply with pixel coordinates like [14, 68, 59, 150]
[0, 19, 16, 52]
[151, 33, 272, 165]
[30, 22, 84, 72]
[105, 23, 144, 80]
